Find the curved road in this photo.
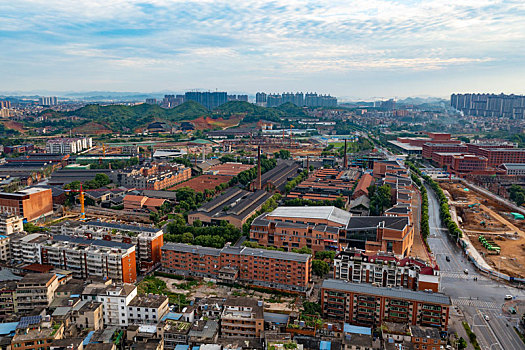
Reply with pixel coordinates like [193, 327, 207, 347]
[426, 183, 525, 350]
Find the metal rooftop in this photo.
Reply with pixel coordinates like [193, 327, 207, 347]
[269, 206, 352, 226]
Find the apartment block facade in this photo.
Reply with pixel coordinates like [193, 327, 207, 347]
[161, 243, 312, 292]
[221, 298, 264, 338]
[41, 235, 137, 283]
[333, 248, 440, 292]
[115, 163, 191, 190]
[0, 213, 24, 235]
[82, 283, 137, 327]
[321, 279, 451, 330]
[16, 273, 60, 315]
[54, 220, 164, 272]
[45, 137, 93, 154]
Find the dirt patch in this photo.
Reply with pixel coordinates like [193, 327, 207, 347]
[158, 276, 298, 313]
[3, 121, 26, 133]
[73, 122, 112, 135]
[190, 115, 243, 130]
[169, 175, 231, 192]
[440, 181, 525, 278]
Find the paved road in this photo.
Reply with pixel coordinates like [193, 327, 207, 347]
[426, 184, 525, 350]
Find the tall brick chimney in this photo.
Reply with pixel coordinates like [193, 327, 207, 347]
[343, 139, 348, 168]
[257, 145, 262, 190]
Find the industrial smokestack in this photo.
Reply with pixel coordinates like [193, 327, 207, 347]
[306, 155, 309, 171]
[256, 145, 262, 190]
[343, 139, 348, 168]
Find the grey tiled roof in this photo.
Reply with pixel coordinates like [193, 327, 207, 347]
[322, 279, 451, 305]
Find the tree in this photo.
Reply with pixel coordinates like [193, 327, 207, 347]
[292, 246, 312, 255]
[457, 337, 467, 350]
[516, 192, 525, 207]
[181, 232, 194, 243]
[312, 260, 330, 276]
[193, 219, 203, 227]
[369, 184, 392, 215]
[315, 251, 336, 261]
[302, 301, 321, 316]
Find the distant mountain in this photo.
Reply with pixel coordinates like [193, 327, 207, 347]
[397, 97, 448, 105]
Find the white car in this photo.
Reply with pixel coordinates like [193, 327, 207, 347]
[464, 269, 469, 274]
[505, 295, 513, 300]
[484, 315, 490, 321]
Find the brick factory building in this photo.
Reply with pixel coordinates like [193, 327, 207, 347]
[321, 279, 451, 330]
[422, 143, 468, 159]
[188, 188, 273, 228]
[161, 243, 312, 292]
[250, 206, 351, 252]
[250, 205, 414, 256]
[0, 187, 53, 222]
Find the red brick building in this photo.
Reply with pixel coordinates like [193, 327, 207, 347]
[450, 154, 488, 174]
[473, 148, 525, 167]
[0, 187, 53, 222]
[161, 243, 312, 293]
[422, 143, 468, 159]
[250, 206, 351, 252]
[321, 279, 451, 330]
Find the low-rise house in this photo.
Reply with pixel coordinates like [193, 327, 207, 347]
[11, 316, 65, 350]
[410, 325, 445, 350]
[188, 320, 219, 345]
[221, 298, 264, 338]
[128, 294, 169, 325]
[16, 273, 59, 315]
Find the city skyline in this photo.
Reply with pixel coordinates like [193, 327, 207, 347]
[1, 0, 525, 100]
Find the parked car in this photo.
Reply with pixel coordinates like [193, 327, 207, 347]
[484, 315, 490, 321]
[446, 256, 451, 262]
[505, 295, 513, 300]
[464, 269, 469, 274]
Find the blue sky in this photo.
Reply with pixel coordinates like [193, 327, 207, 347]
[1, 0, 524, 100]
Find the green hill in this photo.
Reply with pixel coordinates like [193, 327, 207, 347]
[39, 100, 310, 132]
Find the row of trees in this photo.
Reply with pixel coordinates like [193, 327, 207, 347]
[406, 161, 462, 240]
[228, 157, 277, 187]
[410, 170, 430, 245]
[284, 169, 308, 194]
[283, 197, 346, 209]
[368, 184, 393, 215]
[164, 215, 242, 248]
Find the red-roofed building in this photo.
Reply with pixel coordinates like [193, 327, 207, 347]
[352, 174, 374, 199]
[123, 195, 148, 210]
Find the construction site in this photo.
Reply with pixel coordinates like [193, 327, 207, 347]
[439, 180, 525, 278]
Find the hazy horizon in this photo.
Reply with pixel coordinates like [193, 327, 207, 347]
[2, 0, 525, 100]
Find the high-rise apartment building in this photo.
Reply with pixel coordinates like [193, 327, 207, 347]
[184, 91, 227, 109]
[39, 96, 58, 106]
[263, 92, 337, 107]
[255, 92, 267, 106]
[54, 220, 164, 272]
[451, 93, 525, 118]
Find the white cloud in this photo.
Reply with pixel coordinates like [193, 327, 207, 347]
[0, 0, 524, 95]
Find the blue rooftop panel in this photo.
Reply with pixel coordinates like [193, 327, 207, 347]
[343, 323, 372, 335]
[319, 341, 331, 350]
[0, 322, 19, 336]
